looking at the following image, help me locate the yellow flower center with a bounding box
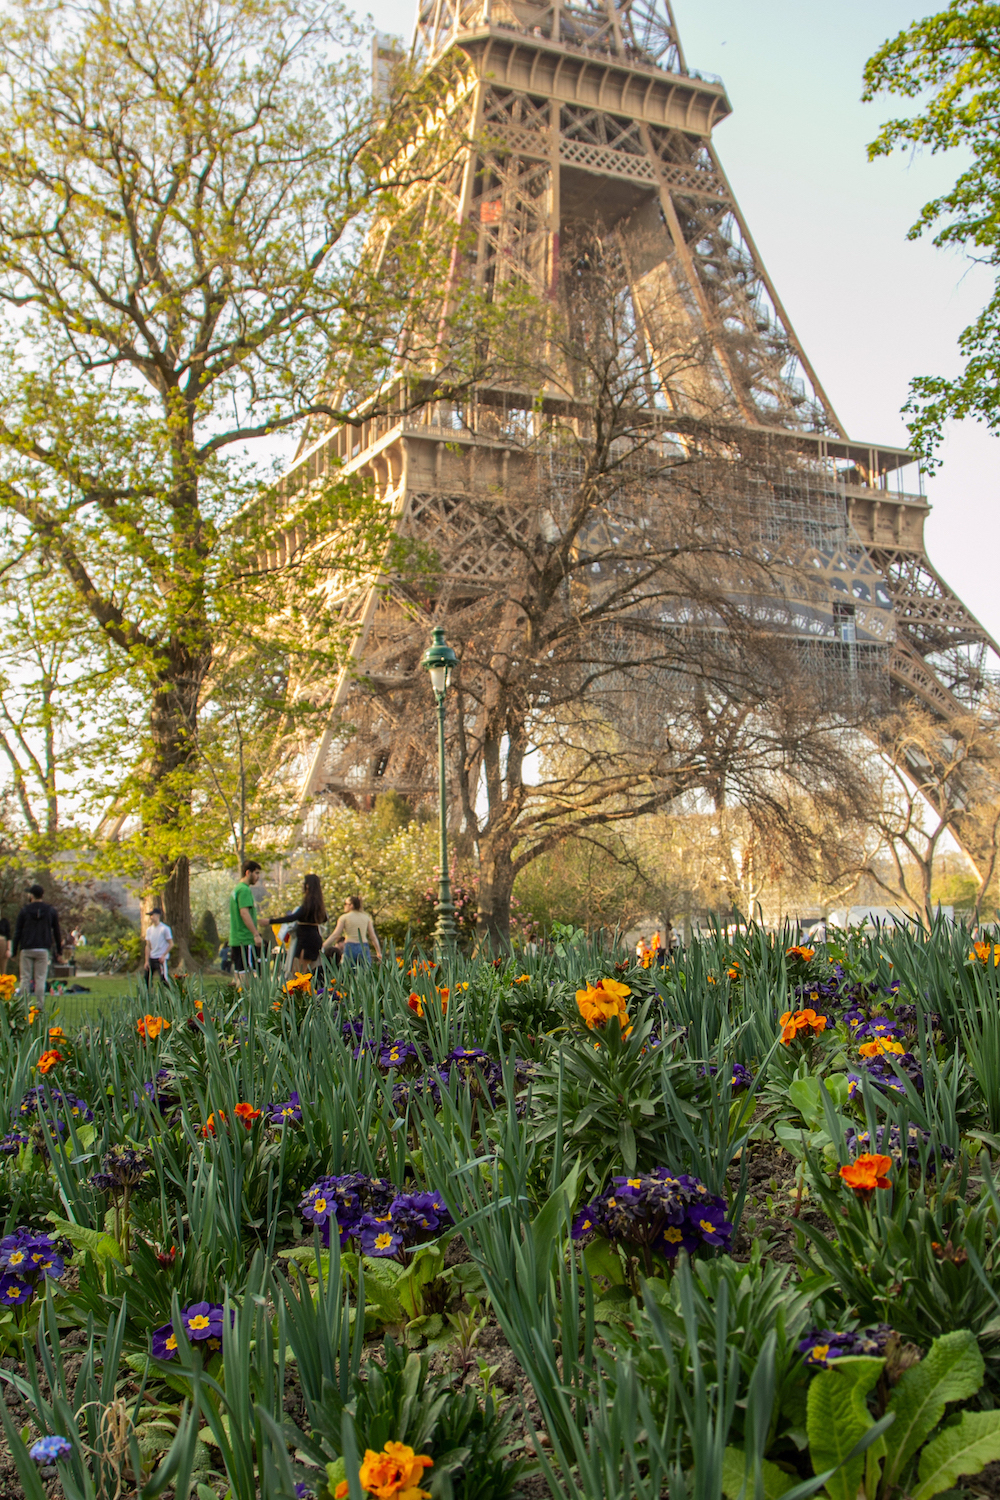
[188,1315,211,1331]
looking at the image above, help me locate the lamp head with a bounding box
[420,625,458,695]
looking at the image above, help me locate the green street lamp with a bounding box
[420,625,459,954]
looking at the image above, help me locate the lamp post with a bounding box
[420,625,459,954]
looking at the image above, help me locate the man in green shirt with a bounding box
[229,860,264,977]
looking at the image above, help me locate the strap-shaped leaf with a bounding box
[883,1329,983,1490]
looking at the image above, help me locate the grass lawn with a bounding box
[44,971,235,1024]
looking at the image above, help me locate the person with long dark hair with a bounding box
[270,874,328,974]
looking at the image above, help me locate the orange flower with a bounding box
[202,1111,225,1136]
[48,1027,65,1042]
[840,1153,892,1200]
[27,1006,40,1025]
[512,974,531,985]
[778,1008,827,1044]
[858,1037,905,1058]
[971,942,1000,966]
[0,975,17,1002]
[785,946,816,962]
[233,1102,261,1129]
[283,971,312,994]
[36,1049,62,1074]
[357,1440,433,1499]
[576,979,632,1037]
[409,989,448,1018]
[726,963,740,980]
[138,1014,170,1041]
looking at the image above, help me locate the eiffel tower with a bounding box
[284,0,1000,868]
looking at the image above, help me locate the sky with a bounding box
[362,0,1000,645]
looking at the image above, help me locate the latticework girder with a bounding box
[281,0,1000,864]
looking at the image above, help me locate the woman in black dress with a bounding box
[270,874,327,974]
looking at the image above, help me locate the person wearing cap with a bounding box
[13,884,63,998]
[144,907,174,987]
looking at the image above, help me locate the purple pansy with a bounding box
[267,1092,303,1124]
[572,1169,733,1264]
[151,1301,232,1360]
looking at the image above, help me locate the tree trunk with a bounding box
[147,657,203,968]
[476,835,516,950]
[162,853,192,961]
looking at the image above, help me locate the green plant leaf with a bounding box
[883,1329,984,1490]
[45,1212,123,1264]
[530,1160,580,1260]
[357,1257,406,1325]
[722,1446,797,1499]
[396,1243,444,1320]
[789,1077,822,1126]
[912,1411,1000,1500]
[806,1356,885,1500]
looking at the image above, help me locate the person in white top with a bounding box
[144,908,174,986]
[324,895,382,965]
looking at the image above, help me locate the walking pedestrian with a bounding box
[229,860,264,978]
[269,873,327,975]
[13,884,63,999]
[324,895,382,966]
[144,907,174,987]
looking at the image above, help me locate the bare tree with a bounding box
[858,704,1000,926]
[322,231,884,943]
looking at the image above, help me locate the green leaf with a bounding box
[722,1446,797,1499]
[530,1160,580,1261]
[806,1356,885,1500]
[619,1119,637,1171]
[45,1212,123,1264]
[912,1411,1000,1500]
[404,1313,444,1346]
[883,1329,984,1490]
[396,1243,444,1320]
[789,1077,822,1126]
[357,1258,405,1325]
[583,1237,626,1287]
[774,1123,809,1160]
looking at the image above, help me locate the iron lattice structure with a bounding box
[280,0,1000,862]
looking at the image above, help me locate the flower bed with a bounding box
[2,923,1000,1498]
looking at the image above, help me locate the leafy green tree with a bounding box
[0,0,488,952]
[865,2,1000,459]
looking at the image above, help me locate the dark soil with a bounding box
[0,1137,850,1498]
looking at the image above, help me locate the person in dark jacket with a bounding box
[13,885,63,998]
[270,873,328,975]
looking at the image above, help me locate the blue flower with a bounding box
[29,1435,72,1463]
